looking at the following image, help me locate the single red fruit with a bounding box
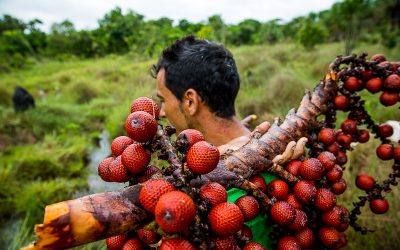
[108,156,130,182]
[362,69,373,81]
[285,160,302,176]
[380,91,399,106]
[287,209,307,231]
[327,142,340,155]
[356,174,375,191]
[186,141,219,174]
[341,119,358,134]
[315,188,337,211]
[366,77,383,93]
[199,182,227,207]
[243,241,266,250]
[139,179,175,213]
[277,236,301,250]
[344,76,363,92]
[394,146,400,161]
[213,236,238,250]
[318,128,336,145]
[286,194,302,210]
[299,158,324,180]
[378,61,390,68]
[357,129,370,143]
[270,201,295,225]
[370,198,389,214]
[106,234,128,250]
[322,206,349,228]
[159,238,195,250]
[208,202,244,236]
[376,144,394,160]
[326,165,343,183]
[384,74,400,90]
[331,179,347,195]
[137,228,159,245]
[377,124,394,138]
[319,227,341,248]
[98,157,114,182]
[336,133,352,149]
[334,95,350,110]
[249,175,267,193]
[235,195,259,221]
[130,97,160,119]
[239,225,253,240]
[111,136,133,156]
[125,111,157,143]
[293,180,317,204]
[371,54,386,63]
[155,191,196,233]
[267,179,290,200]
[317,151,336,171]
[177,129,205,149]
[122,238,143,250]
[336,151,348,166]
[121,143,150,175]
[295,228,315,248]
[137,165,161,183]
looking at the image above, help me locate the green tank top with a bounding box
[227,172,277,249]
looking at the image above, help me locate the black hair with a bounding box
[151,35,240,118]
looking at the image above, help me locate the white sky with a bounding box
[0,0,338,31]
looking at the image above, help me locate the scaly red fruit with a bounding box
[319,227,341,248]
[286,194,302,210]
[285,160,301,176]
[106,234,128,250]
[344,76,363,92]
[277,236,301,250]
[159,238,195,250]
[369,198,389,214]
[336,151,348,166]
[322,205,349,228]
[366,77,383,93]
[336,133,352,149]
[317,151,336,171]
[125,111,157,142]
[111,136,133,156]
[356,174,375,191]
[267,179,290,200]
[177,129,205,149]
[208,202,244,236]
[380,91,399,106]
[327,142,340,156]
[384,74,400,90]
[287,209,307,231]
[326,165,343,183]
[155,191,196,233]
[331,178,347,195]
[299,158,324,180]
[378,61,390,68]
[318,128,336,145]
[376,144,394,160]
[315,188,337,211]
[121,143,150,175]
[130,97,160,119]
[137,228,160,245]
[357,129,370,143]
[377,124,393,138]
[270,201,295,225]
[293,180,317,204]
[186,141,219,174]
[213,236,238,250]
[235,195,259,221]
[98,157,114,182]
[371,54,386,63]
[394,146,400,161]
[341,119,358,134]
[334,95,350,111]
[295,228,315,248]
[199,182,227,207]
[137,165,161,183]
[122,238,143,250]
[243,242,266,250]
[139,179,175,213]
[108,156,130,182]
[249,175,267,193]
[239,225,253,240]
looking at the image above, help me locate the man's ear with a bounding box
[183,88,201,116]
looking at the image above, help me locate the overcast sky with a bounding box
[0,0,338,31]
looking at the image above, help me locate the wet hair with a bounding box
[151,35,240,118]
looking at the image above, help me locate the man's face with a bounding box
[156,69,189,133]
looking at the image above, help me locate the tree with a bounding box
[297,18,327,50]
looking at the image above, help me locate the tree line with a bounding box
[0,0,399,72]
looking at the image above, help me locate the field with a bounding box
[0,42,399,249]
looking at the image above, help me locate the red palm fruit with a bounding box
[214,236,239,250]
[334,95,350,110]
[336,133,352,149]
[111,136,133,156]
[344,76,363,92]
[327,142,340,155]
[130,97,160,119]
[243,242,266,250]
[377,124,393,138]
[239,225,253,240]
[337,232,348,248]
[341,119,358,134]
[379,60,390,67]
[318,128,336,145]
[125,111,157,143]
[317,151,336,171]
[384,74,400,90]
[336,151,348,166]
[357,129,370,143]
[122,238,143,250]
[295,228,315,248]
[98,157,114,182]
[208,202,244,236]
[331,178,347,195]
[159,238,195,250]
[319,227,341,248]
[270,201,295,225]
[299,158,324,180]
[277,236,301,250]
[315,188,337,211]
[137,165,161,183]
[186,141,219,174]
[366,77,383,93]
[356,174,375,191]
[362,69,373,81]
[108,156,130,182]
[287,209,307,231]
[267,179,290,200]
[177,129,205,148]
[137,228,159,245]
[235,195,259,221]
[394,146,400,161]
[371,54,386,63]
[326,165,343,183]
[322,206,348,228]
[376,144,394,160]
[106,234,128,250]
[285,160,301,176]
[249,175,267,193]
[369,198,389,214]
[121,143,150,175]
[155,191,196,233]
[380,91,399,106]
[199,182,227,207]
[286,194,302,210]
[337,221,349,232]
[139,179,175,213]
[293,180,317,204]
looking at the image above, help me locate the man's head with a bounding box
[152,35,240,133]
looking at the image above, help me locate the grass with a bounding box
[0,41,399,249]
